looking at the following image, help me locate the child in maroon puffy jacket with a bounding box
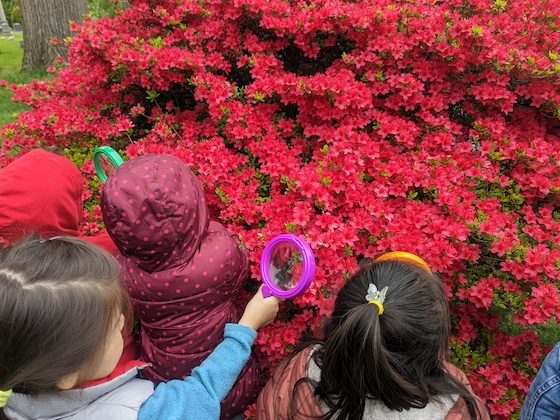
[100,154,257,419]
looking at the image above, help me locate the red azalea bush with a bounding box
[2,0,560,417]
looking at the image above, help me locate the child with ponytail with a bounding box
[257,254,489,420]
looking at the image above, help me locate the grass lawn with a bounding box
[0,33,47,127]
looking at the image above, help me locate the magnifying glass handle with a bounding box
[262,285,273,298]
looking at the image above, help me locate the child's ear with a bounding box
[56,372,80,390]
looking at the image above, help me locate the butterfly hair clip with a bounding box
[365,283,388,315]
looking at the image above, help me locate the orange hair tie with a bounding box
[375,251,432,273]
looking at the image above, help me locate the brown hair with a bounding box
[0,236,130,418]
[289,261,486,419]
[39,145,66,157]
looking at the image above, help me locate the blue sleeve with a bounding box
[138,323,256,420]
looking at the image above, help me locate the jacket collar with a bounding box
[6,361,149,419]
[5,341,149,419]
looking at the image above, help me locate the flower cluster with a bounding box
[2,0,560,417]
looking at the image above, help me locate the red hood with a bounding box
[0,149,118,254]
[0,150,83,244]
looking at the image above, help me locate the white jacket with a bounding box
[5,365,154,420]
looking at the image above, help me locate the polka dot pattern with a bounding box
[100,154,255,417]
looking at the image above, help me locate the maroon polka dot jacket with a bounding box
[100,154,257,417]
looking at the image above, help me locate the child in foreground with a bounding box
[0,236,279,420]
[257,259,490,420]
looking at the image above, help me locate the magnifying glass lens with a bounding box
[269,243,303,291]
[99,154,117,179]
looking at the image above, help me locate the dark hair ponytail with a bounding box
[318,303,429,418]
[291,261,486,419]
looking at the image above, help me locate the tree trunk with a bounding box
[19,0,87,71]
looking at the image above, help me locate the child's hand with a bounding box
[238,285,280,331]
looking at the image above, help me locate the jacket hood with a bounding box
[101,154,209,273]
[0,150,83,245]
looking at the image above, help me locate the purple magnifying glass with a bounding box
[260,234,316,299]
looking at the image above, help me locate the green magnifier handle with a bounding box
[93,146,124,183]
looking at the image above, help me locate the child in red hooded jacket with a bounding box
[0,149,145,406]
[0,148,116,253]
[100,154,258,419]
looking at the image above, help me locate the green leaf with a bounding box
[149,36,164,48]
[284,223,296,233]
[471,25,484,37]
[253,91,266,102]
[146,90,160,101]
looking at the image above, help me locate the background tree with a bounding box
[1,0,19,26]
[19,0,87,71]
[0,0,13,35]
